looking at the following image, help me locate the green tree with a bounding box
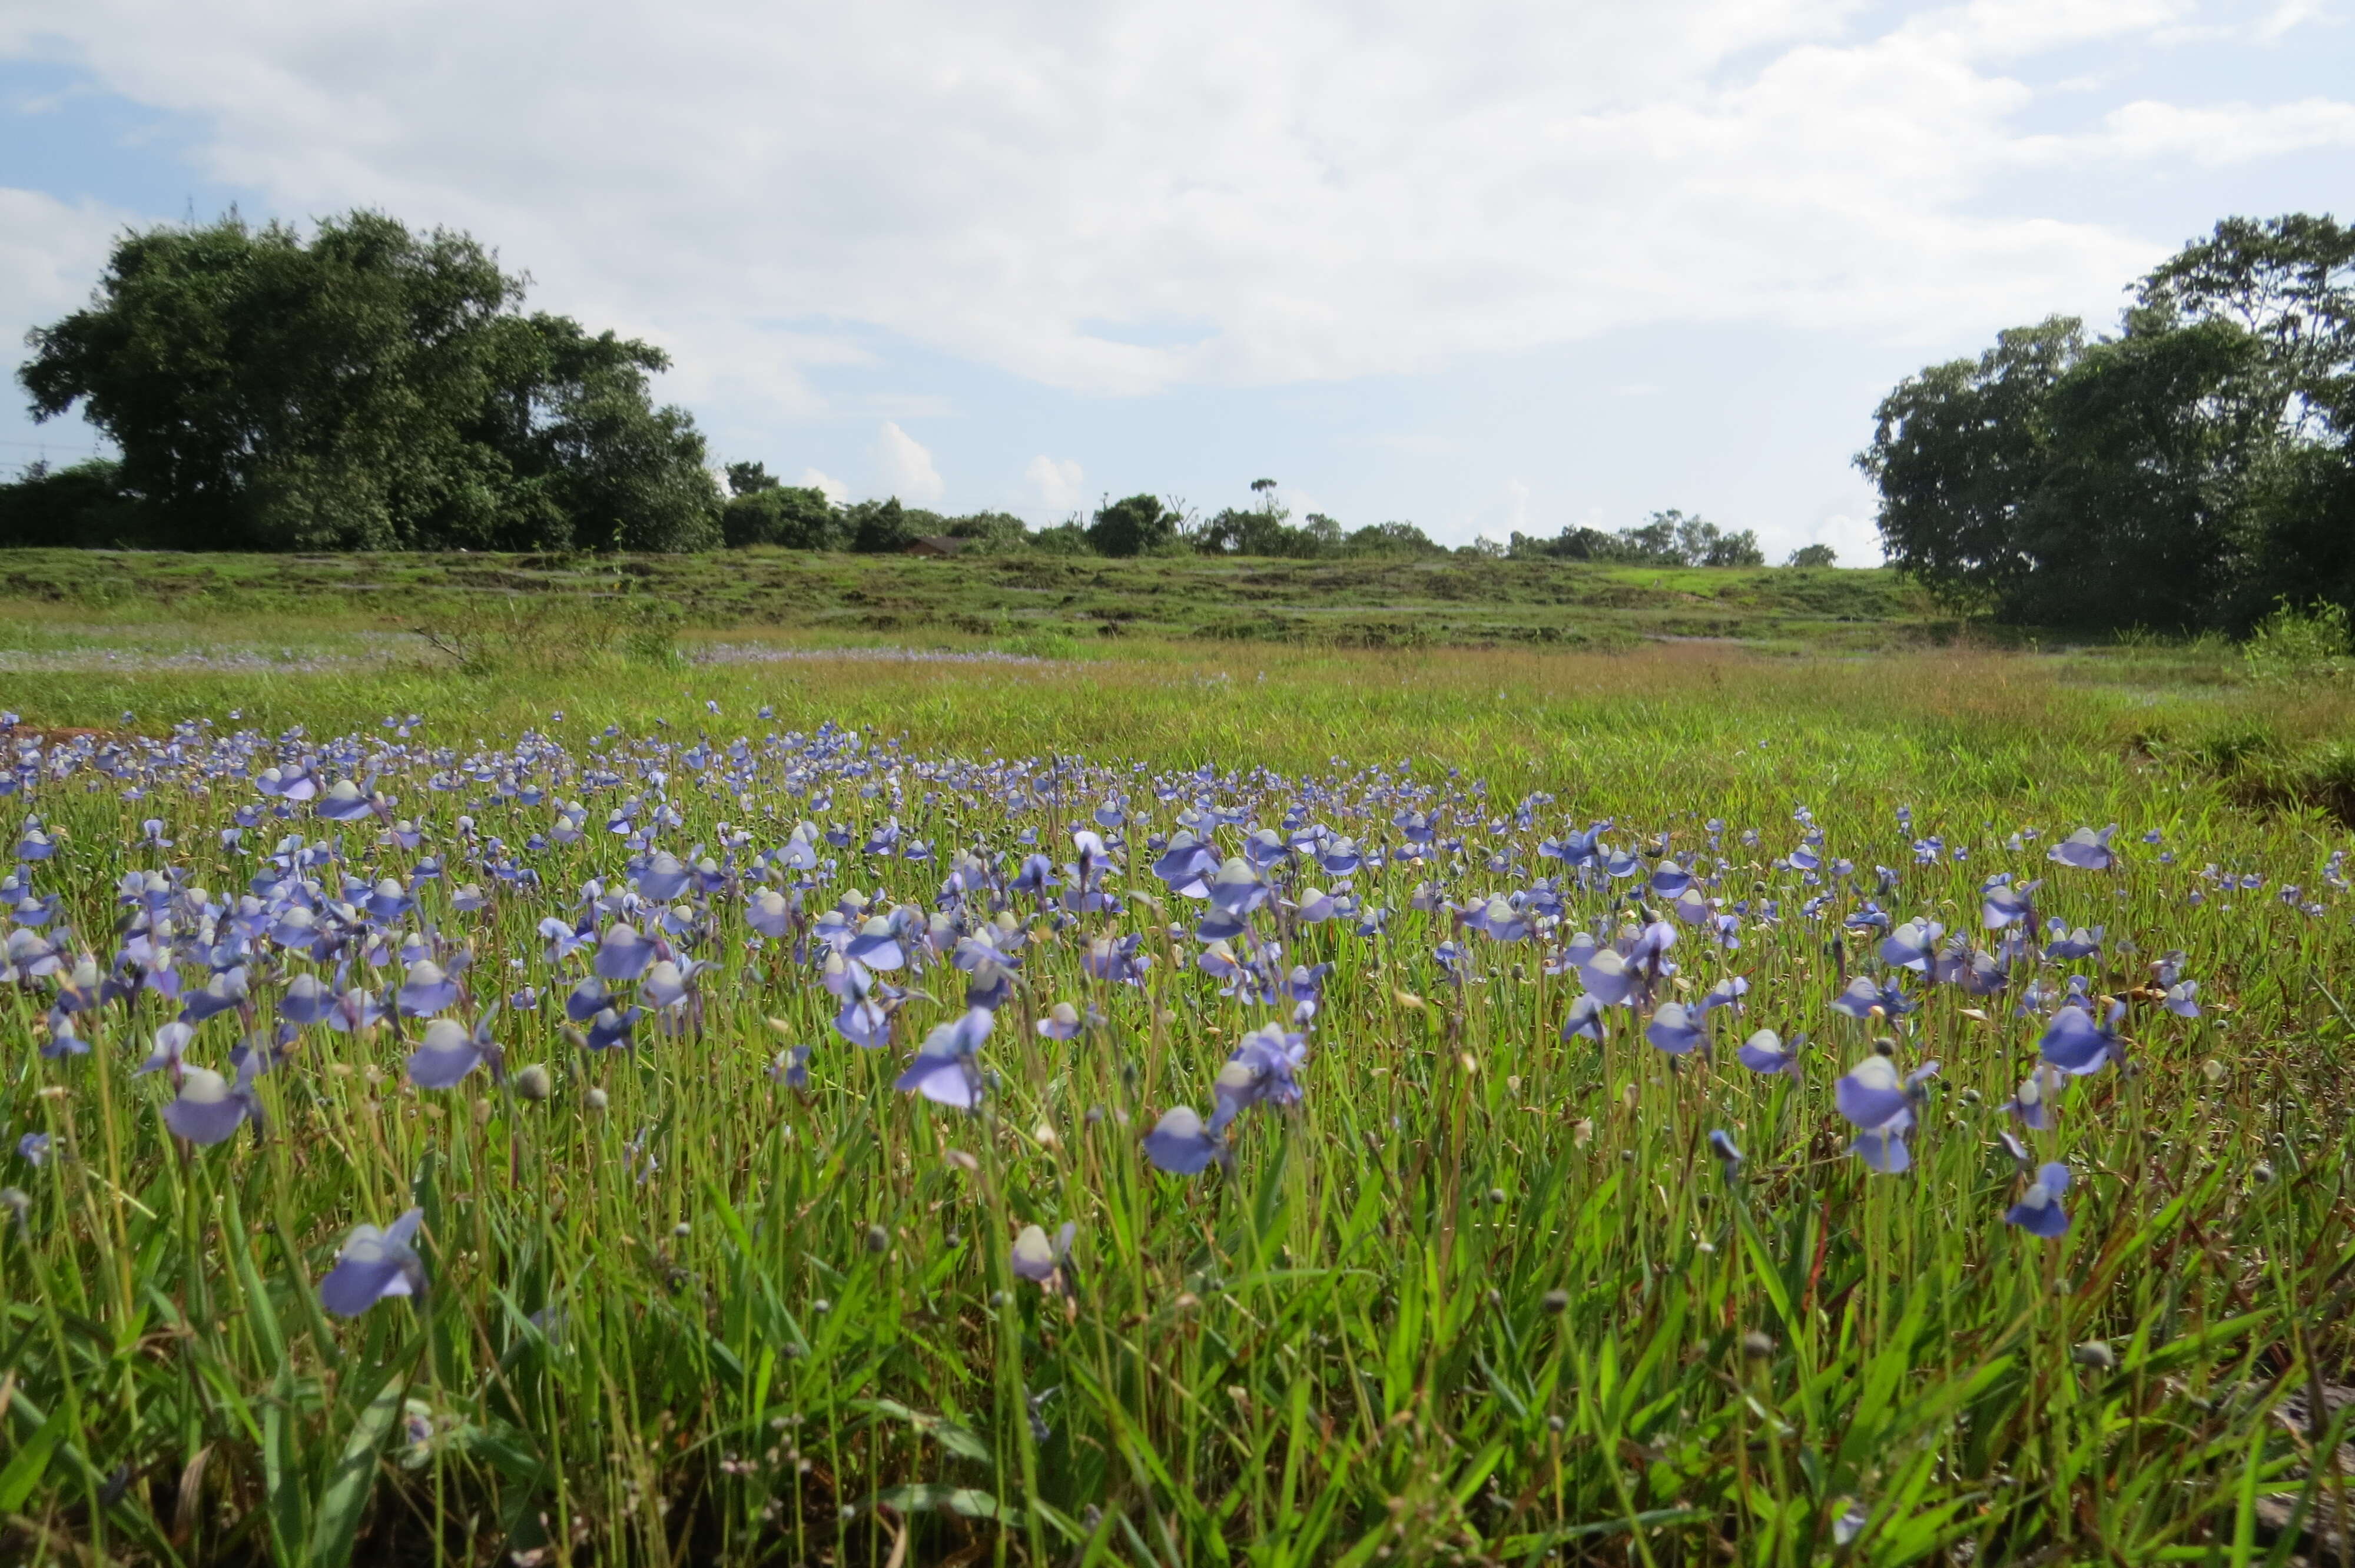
[1087,493,1180,557]
[722,484,840,549]
[0,459,151,547]
[1784,543,1837,569]
[18,211,719,551]
[1856,317,2085,613]
[1858,215,2355,632]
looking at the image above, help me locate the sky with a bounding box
[1,0,2351,561]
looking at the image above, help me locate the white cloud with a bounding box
[9,0,2346,421]
[1,0,2346,427]
[799,467,847,505]
[1024,454,1086,510]
[870,421,943,506]
[0,188,143,458]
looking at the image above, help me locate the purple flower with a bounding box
[1644,1001,1706,1057]
[894,1008,993,1109]
[584,1006,642,1051]
[2001,1064,2067,1130]
[747,889,793,939]
[2043,923,2103,962]
[635,851,689,902]
[2047,826,2116,872]
[162,1056,263,1146]
[315,779,379,822]
[845,916,907,972]
[1214,1024,1308,1120]
[2002,1162,2073,1238]
[1206,857,1271,917]
[1707,1128,1743,1174]
[407,1016,495,1089]
[1036,1002,1083,1041]
[1010,1221,1076,1287]
[135,1021,193,1077]
[1560,993,1606,1043]
[319,1209,426,1316]
[1152,832,1218,897]
[279,972,338,1026]
[1979,875,2040,931]
[768,1045,812,1088]
[2162,979,2201,1019]
[180,966,251,1024]
[1879,920,1943,974]
[592,923,659,982]
[397,959,461,1018]
[1142,1106,1223,1175]
[1737,1028,1801,1078]
[1836,1055,1935,1174]
[1081,934,1149,985]
[1579,948,1633,1006]
[2039,1002,2125,1077]
[1830,975,1911,1021]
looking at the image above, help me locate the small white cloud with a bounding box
[799,467,848,506]
[1024,454,1085,511]
[1504,480,1531,535]
[870,421,943,506]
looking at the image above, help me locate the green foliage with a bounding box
[723,486,842,550]
[1785,543,1838,569]
[413,592,683,676]
[2241,599,2350,684]
[1862,214,2355,632]
[1,639,2351,1563]
[17,211,721,552]
[0,459,152,547]
[1510,509,1764,567]
[1085,492,1182,557]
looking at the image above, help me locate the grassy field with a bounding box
[0,547,1946,653]
[1,571,2352,1567]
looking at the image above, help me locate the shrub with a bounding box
[2241,599,2350,684]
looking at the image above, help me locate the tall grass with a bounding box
[1,642,2350,1566]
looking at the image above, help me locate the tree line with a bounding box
[1860,214,2355,632]
[2,208,1822,568]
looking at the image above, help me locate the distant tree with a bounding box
[943,510,1032,552]
[1858,317,2087,614]
[1087,493,1181,557]
[1030,517,1093,555]
[0,458,152,547]
[847,497,916,553]
[1784,543,1838,569]
[722,484,839,549]
[18,210,720,551]
[726,461,781,496]
[1505,511,1756,566]
[1858,215,2355,631]
[1340,520,1445,558]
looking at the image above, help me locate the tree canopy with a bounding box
[15,211,720,550]
[1859,214,2355,631]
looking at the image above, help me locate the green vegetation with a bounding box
[1862,214,2355,633]
[12,212,721,552]
[1,627,2351,1568]
[0,547,1939,654]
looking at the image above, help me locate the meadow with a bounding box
[1,562,2351,1568]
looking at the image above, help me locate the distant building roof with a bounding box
[903,535,968,557]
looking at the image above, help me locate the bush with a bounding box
[2241,600,2350,684]
[414,593,682,676]
[0,459,153,547]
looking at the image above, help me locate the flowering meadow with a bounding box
[1,643,2352,1567]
